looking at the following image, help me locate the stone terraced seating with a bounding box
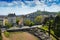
[29,28,52,40]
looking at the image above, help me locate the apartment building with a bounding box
[7,13,16,26]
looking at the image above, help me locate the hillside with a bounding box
[26,11,57,16]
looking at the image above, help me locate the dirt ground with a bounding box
[2,33,9,40]
[2,32,39,40]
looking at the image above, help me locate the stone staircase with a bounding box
[28,28,52,40]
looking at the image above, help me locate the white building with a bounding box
[7,13,16,26]
[0,16,5,26]
[0,19,3,26]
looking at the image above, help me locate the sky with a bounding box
[0,0,60,15]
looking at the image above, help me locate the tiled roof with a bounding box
[8,13,16,17]
[0,16,6,18]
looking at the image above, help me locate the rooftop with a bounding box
[8,13,16,17]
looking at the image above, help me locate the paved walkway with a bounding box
[7,25,42,31]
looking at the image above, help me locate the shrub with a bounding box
[0,36,2,40]
[24,19,35,26]
[5,23,12,28]
[4,31,10,38]
[29,22,35,27]
[35,16,43,25]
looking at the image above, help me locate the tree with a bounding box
[44,15,54,36]
[4,19,8,26]
[43,15,54,28]
[4,19,12,28]
[53,14,60,37]
[5,23,12,28]
[54,15,60,30]
[35,15,43,25]
[0,25,2,40]
[30,22,35,27]
[24,19,34,26]
[43,17,49,25]
[16,18,19,25]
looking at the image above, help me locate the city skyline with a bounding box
[0,0,60,15]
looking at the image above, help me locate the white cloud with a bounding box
[0,1,22,7]
[49,0,52,1]
[45,4,60,12]
[34,0,42,5]
[0,0,60,15]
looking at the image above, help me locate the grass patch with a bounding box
[4,31,10,38]
[40,25,54,35]
[41,26,48,31]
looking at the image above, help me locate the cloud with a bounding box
[46,3,60,12]
[0,1,36,7]
[0,0,60,7]
[0,1,23,7]
[0,0,60,15]
[24,1,36,7]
